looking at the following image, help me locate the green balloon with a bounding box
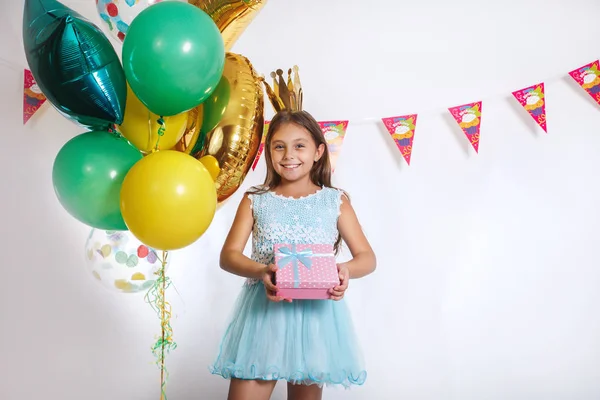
[52,131,143,230]
[122,2,225,117]
[201,76,231,134]
[190,76,231,155]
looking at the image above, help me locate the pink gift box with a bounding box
[273,243,340,300]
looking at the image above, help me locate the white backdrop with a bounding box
[2,0,600,399]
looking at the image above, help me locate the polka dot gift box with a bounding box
[273,243,340,300]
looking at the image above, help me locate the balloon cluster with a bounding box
[23,0,267,251]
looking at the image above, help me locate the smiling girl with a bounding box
[210,110,376,400]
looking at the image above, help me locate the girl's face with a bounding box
[269,123,324,184]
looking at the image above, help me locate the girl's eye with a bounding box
[296,144,305,149]
[274,145,284,150]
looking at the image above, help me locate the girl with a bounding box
[210,110,376,400]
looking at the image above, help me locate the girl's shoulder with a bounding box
[245,185,270,196]
[244,185,270,211]
[323,186,349,202]
[313,187,349,216]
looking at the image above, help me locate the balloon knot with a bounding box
[157,118,166,137]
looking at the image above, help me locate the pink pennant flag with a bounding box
[318,120,349,173]
[512,83,547,132]
[568,60,600,107]
[23,69,46,124]
[448,101,482,153]
[251,120,270,171]
[381,114,417,165]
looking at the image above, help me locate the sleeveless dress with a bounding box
[210,187,367,388]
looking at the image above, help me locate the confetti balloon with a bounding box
[85,229,170,294]
[96,0,186,42]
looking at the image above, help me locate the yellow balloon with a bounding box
[118,85,192,153]
[199,155,220,181]
[120,150,217,251]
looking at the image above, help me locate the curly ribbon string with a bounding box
[154,117,166,152]
[144,250,177,400]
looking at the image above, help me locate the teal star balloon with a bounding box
[23,0,127,130]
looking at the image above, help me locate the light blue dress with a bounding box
[210,187,367,388]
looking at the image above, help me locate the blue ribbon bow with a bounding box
[276,244,313,288]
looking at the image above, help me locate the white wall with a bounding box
[2,0,600,399]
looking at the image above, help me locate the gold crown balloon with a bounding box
[261,65,303,112]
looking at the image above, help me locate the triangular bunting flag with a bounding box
[23,69,46,124]
[512,83,547,132]
[568,60,600,106]
[381,114,417,165]
[448,101,482,153]
[251,120,270,171]
[318,120,349,173]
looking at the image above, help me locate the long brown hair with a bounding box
[247,110,346,253]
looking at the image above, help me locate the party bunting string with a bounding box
[0,57,23,72]
[345,56,598,126]
[144,250,177,400]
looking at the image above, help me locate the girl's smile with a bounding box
[269,122,323,183]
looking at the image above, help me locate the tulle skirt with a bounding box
[210,281,367,388]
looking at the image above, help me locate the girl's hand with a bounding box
[330,264,350,301]
[262,264,292,303]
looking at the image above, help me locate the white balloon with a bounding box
[95,0,185,43]
[85,229,169,294]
